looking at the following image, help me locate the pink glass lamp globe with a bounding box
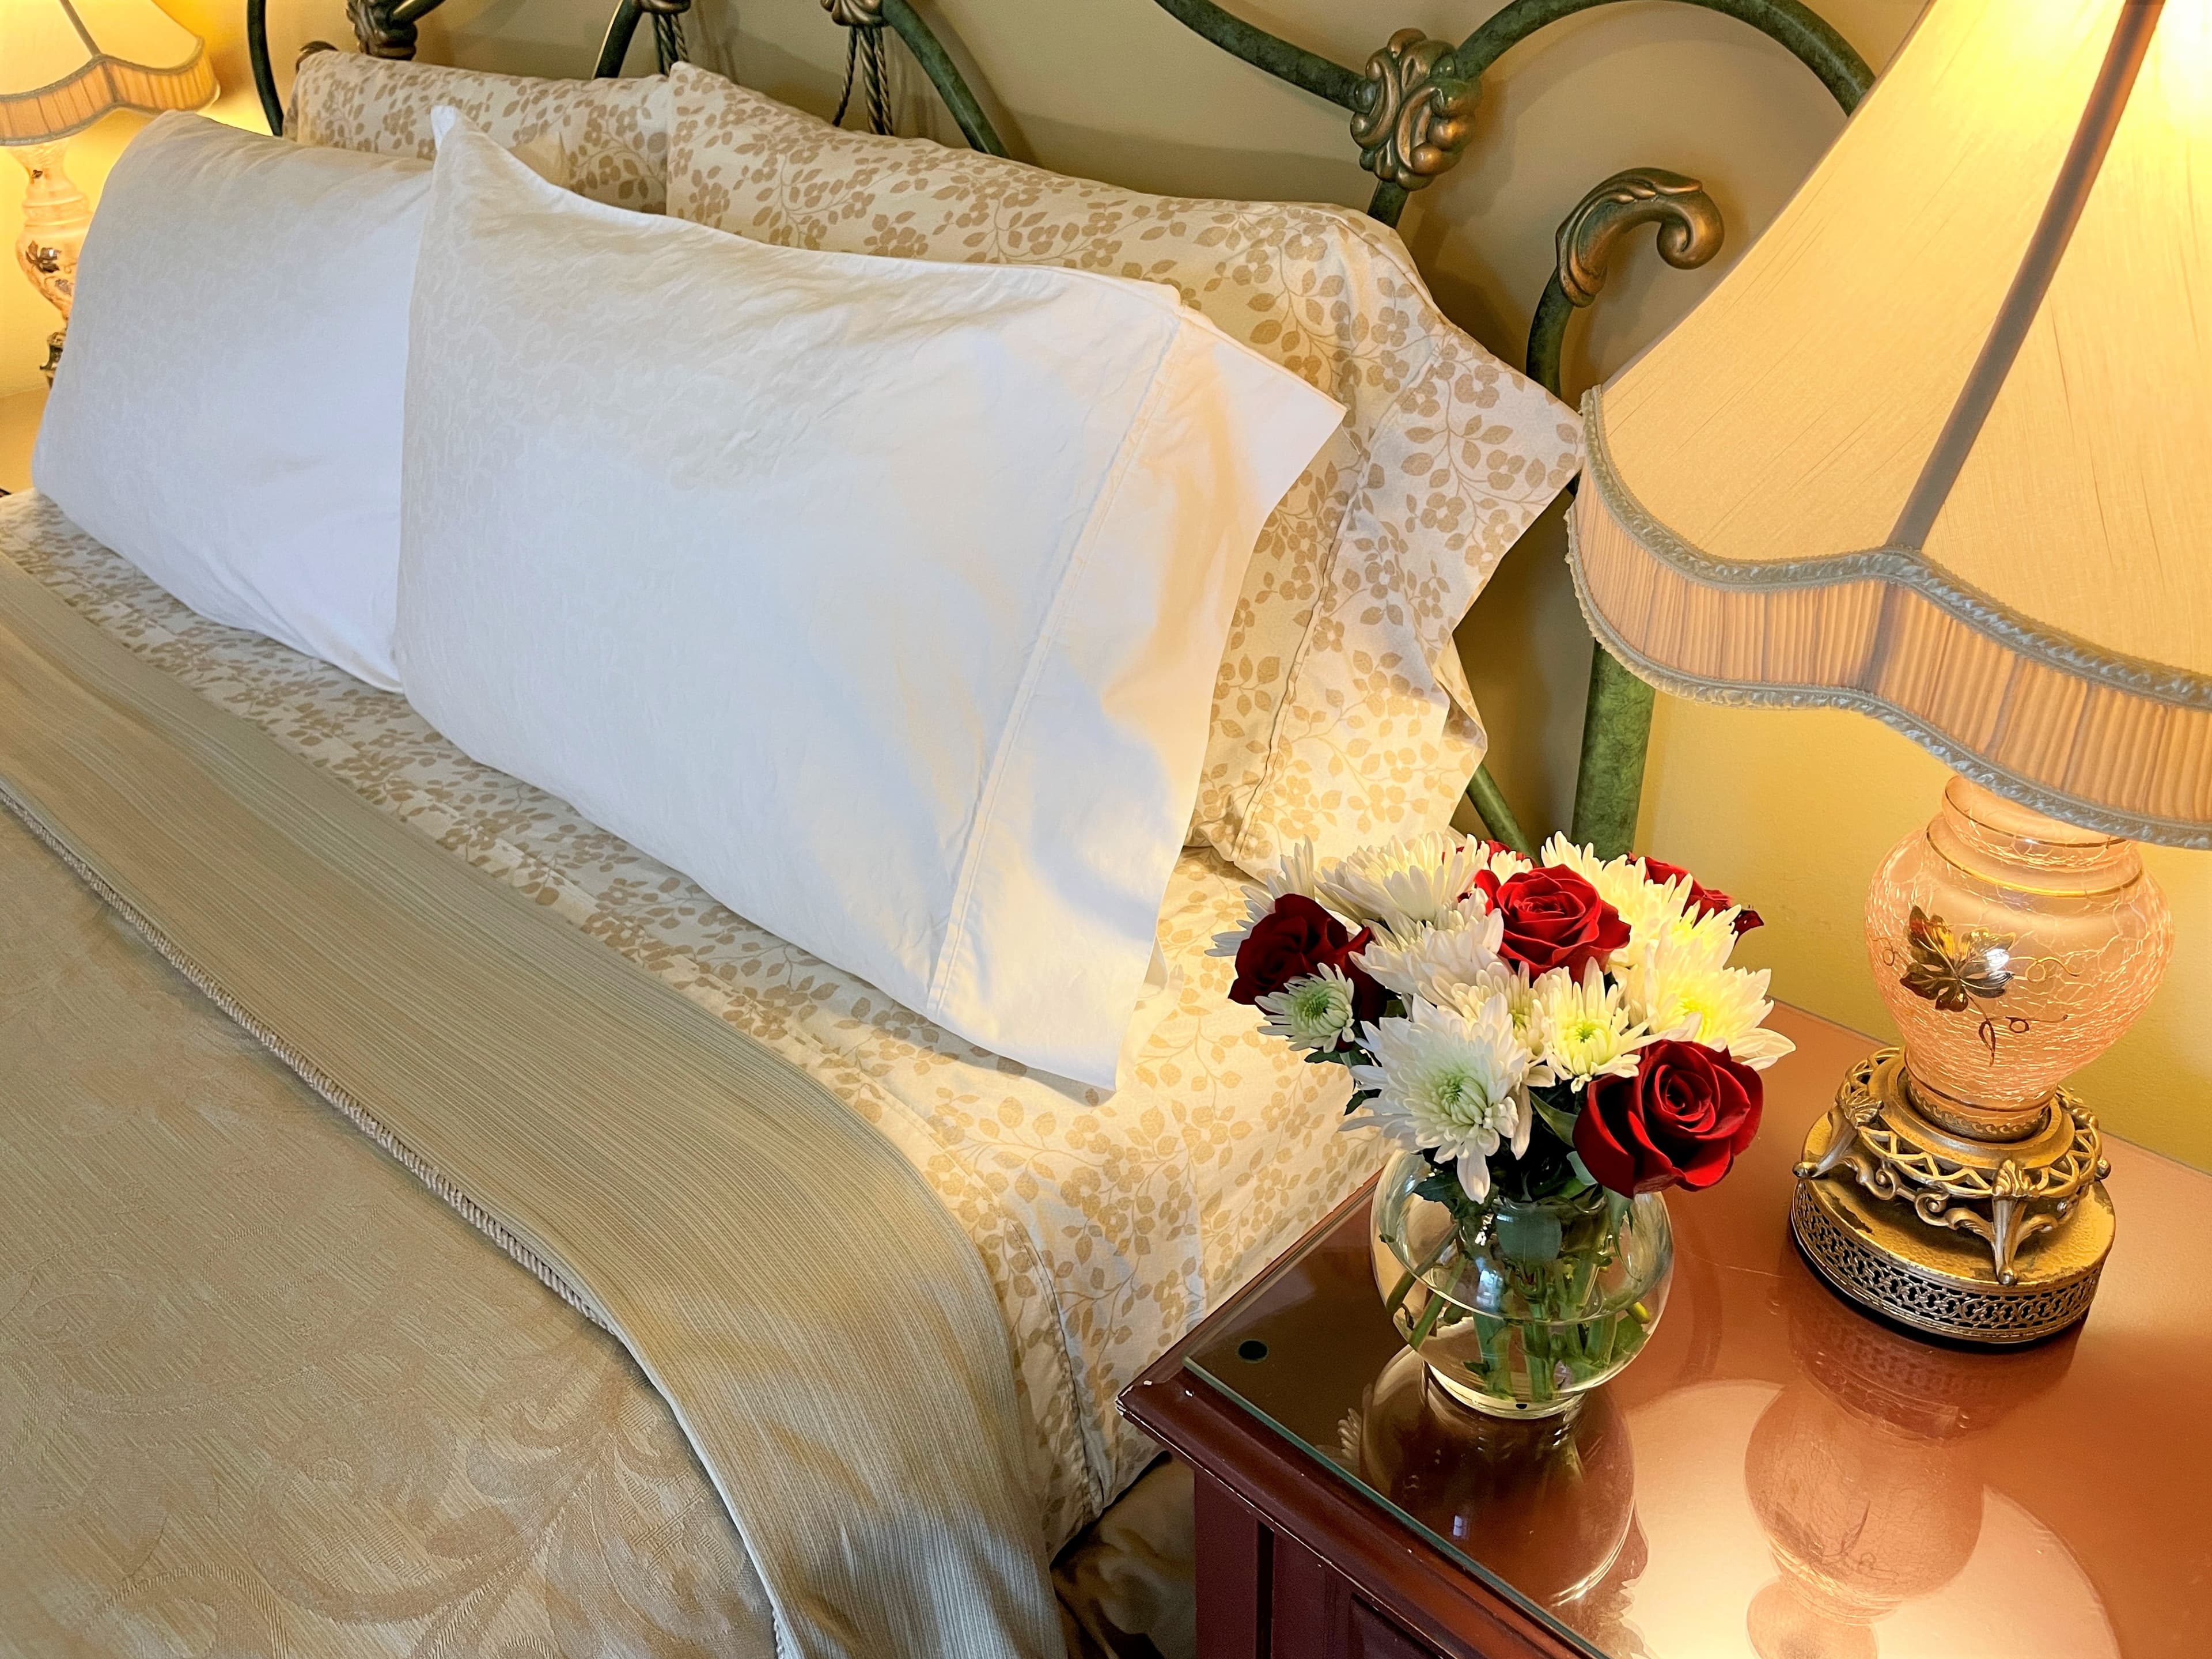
[1863,777,2172,1143]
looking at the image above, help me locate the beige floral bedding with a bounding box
[0,491,1382,1548]
[287,50,671,213]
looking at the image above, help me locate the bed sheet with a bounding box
[0,491,1382,1544]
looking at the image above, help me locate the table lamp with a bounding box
[3,0,215,382]
[1570,0,2205,1344]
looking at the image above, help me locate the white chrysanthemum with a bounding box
[1474,840,1534,882]
[1620,937,1797,1070]
[1317,831,1487,941]
[1350,992,1540,1202]
[1526,962,1649,1090]
[1434,961,1541,1046]
[1354,903,1505,1001]
[1537,834,1745,971]
[1210,839,1328,958]
[1626,902,1743,975]
[1610,876,1700,968]
[1256,966,1359,1053]
[1538,834,1649,915]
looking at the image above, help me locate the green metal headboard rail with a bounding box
[1147,0,1870,857]
[246,0,1872,859]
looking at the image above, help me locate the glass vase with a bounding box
[1369,1149,1673,1419]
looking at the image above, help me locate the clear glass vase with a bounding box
[1369,1149,1673,1419]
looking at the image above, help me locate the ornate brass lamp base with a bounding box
[1790,1048,2112,1346]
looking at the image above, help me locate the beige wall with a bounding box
[5,0,2206,1168]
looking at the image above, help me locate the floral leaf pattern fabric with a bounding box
[0,492,1381,1547]
[663,63,1581,873]
[287,50,670,212]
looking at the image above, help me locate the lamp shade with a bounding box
[1,0,216,145]
[1572,0,2211,848]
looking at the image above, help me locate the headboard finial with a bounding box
[1555,168,1724,308]
[1349,30,1478,191]
[346,0,418,59]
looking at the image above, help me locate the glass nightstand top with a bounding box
[1174,1010,2212,1659]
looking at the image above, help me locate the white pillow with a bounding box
[35,113,429,690]
[398,118,1344,1085]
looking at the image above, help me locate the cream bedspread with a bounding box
[0,540,1064,1656]
[0,797,779,1654]
[0,490,1378,1547]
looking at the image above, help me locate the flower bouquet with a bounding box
[1216,831,1793,1416]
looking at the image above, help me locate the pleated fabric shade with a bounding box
[1,0,216,145]
[1572,0,2211,848]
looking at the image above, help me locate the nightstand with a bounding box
[1,385,44,493]
[1119,1004,2212,1659]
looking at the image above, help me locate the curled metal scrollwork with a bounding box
[639,0,692,13]
[346,0,418,59]
[822,0,884,25]
[1555,168,1724,306]
[1349,30,1478,191]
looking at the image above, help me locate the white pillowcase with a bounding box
[398,117,1343,1085]
[35,113,429,690]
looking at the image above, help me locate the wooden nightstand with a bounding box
[1119,1005,2212,1659]
[1,385,45,494]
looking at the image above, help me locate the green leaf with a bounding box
[1412,1168,1463,1208]
[1531,1096,1580,1146]
[1494,1203,1563,1266]
[1403,1289,1449,1351]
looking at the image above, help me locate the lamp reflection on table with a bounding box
[1343,1347,1649,1654]
[1743,1259,2078,1659]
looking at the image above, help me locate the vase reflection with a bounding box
[1343,1347,1647,1650]
[1744,1261,2078,1658]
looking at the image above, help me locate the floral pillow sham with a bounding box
[286,48,669,213]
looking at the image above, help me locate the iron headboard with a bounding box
[248,0,1872,860]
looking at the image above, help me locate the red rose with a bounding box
[1574,1040,1763,1195]
[1472,866,1630,977]
[1229,895,1383,1016]
[1340,953,1391,1029]
[1639,855,1762,935]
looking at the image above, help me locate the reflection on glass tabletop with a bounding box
[1177,1010,2212,1659]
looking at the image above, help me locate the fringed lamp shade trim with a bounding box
[1569,0,2211,850]
[2,0,217,148]
[1571,392,2212,850]
[0,46,215,143]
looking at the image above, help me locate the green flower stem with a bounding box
[1473,1310,1503,1374]
[1404,1289,1450,1352]
[1566,1250,1595,1315]
[1385,1224,1461,1321]
[1403,1190,1652,1408]
[1525,1325,1555,1402]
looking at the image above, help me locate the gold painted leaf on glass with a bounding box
[1899,905,2013,1012]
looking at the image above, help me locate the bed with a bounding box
[0,486,1377,1652]
[2,3,1867,1655]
